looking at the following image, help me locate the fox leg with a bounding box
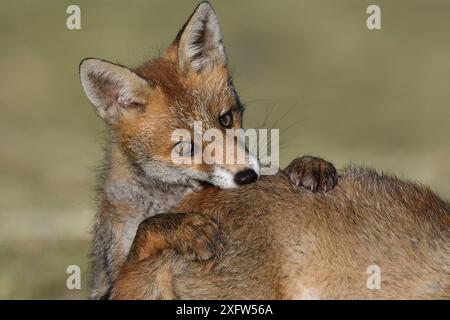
[126,212,225,264]
[111,251,184,300]
[110,213,224,300]
[284,156,338,192]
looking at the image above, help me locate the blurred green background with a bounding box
[0,0,449,299]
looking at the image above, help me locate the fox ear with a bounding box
[79,58,151,124]
[177,1,226,73]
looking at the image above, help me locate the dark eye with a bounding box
[219,112,233,128]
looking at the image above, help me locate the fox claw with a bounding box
[285,156,338,193]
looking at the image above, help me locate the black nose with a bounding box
[234,169,258,185]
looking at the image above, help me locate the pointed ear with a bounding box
[177,1,226,73]
[79,58,152,124]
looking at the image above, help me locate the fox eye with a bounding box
[219,112,232,128]
[173,141,194,157]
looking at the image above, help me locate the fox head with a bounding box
[79,2,259,189]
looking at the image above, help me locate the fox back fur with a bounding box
[112,167,450,299]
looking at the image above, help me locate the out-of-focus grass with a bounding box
[0,0,449,299]
[0,240,89,299]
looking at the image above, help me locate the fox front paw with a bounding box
[284,156,338,192]
[174,213,226,261]
[130,213,226,263]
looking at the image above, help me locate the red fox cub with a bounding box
[107,3,450,300]
[79,1,337,299]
